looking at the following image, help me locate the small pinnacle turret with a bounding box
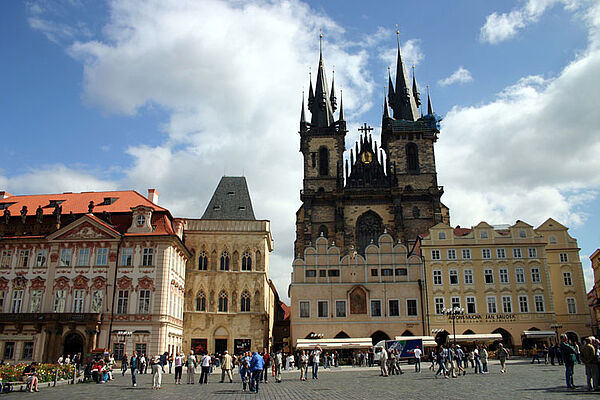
[427,85,434,115]
[300,93,307,132]
[388,30,419,121]
[330,71,337,112]
[412,65,421,108]
[338,90,345,122]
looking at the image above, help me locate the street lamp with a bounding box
[550,324,563,343]
[443,307,465,345]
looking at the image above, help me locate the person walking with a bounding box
[220,350,233,383]
[199,352,211,384]
[151,355,162,389]
[168,353,173,374]
[379,347,389,376]
[300,350,309,381]
[261,349,270,383]
[186,350,197,384]
[581,337,598,391]
[160,352,167,373]
[481,345,489,373]
[560,334,577,389]
[174,352,184,384]
[121,353,129,376]
[129,351,138,387]
[274,349,283,382]
[497,343,510,373]
[249,351,265,393]
[239,352,251,391]
[474,346,482,374]
[455,345,465,376]
[414,346,422,372]
[311,346,322,379]
[435,346,448,378]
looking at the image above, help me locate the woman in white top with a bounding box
[186,351,197,384]
[174,352,184,384]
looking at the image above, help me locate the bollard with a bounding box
[54,367,58,387]
[72,364,77,384]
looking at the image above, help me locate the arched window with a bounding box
[218,290,228,312]
[198,251,208,270]
[355,211,383,254]
[241,252,252,271]
[319,147,329,176]
[196,291,206,311]
[406,143,419,172]
[318,225,328,238]
[240,291,251,312]
[220,251,230,271]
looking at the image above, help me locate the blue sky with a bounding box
[1,0,599,300]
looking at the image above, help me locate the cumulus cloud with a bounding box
[480,0,582,44]
[378,39,424,71]
[438,67,473,86]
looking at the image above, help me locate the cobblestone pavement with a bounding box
[11,360,598,399]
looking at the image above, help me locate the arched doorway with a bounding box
[355,211,383,254]
[334,331,350,339]
[434,330,449,346]
[492,328,513,350]
[565,331,579,343]
[371,330,390,345]
[401,330,414,337]
[214,326,229,355]
[63,332,84,359]
[463,329,475,335]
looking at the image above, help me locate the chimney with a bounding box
[0,191,12,199]
[147,189,159,205]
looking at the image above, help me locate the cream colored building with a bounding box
[589,249,600,335]
[289,233,426,348]
[182,177,276,355]
[422,219,591,349]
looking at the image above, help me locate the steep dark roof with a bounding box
[201,177,256,220]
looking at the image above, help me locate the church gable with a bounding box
[47,216,120,241]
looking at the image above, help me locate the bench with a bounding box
[2,380,30,393]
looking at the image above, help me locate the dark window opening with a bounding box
[406,143,420,173]
[319,147,329,176]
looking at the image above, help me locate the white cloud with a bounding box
[438,66,473,86]
[480,0,583,44]
[378,39,424,70]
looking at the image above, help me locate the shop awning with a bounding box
[394,336,437,347]
[295,337,373,350]
[450,333,503,342]
[522,330,556,338]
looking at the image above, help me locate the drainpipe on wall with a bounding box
[107,234,124,351]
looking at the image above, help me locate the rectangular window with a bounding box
[96,248,108,266]
[328,269,340,277]
[138,290,151,314]
[484,269,494,284]
[496,248,506,259]
[35,250,47,267]
[305,269,316,277]
[121,248,133,266]
[566,298,577,314]
[434,297,445,315]
[431,250,441,260]
[433,270,442,285]
[3,342,14,360]
[534,295,545,312]
[388,299,400,316]
[113,343,124,361]
[480,230,489,239]
[11,290,23,313]
[528,247,538,258]
[438,232,447,240]
[142,248,154,266]
[319,270,326,277]
[22,342,34,360]
[78,248,90,266]
[515,267,525,284]
[335,300,346,318]
[499,268,509,284]
[531,267,541,283]
[464,269,474,284]
[117,290,129,314]
[518,295,529,313]
[559,253,569,263]
[30,290,43,313]
[135,343,147,357]
[461,249,471,260]
[370,269,378,276]
[60,248,72,267]
[54,290,66,312]
[371,300,382,317]
[482,248,491,259]
[299,301,310,318]
[451,296,461,309]
[447,249,457,260]
[18,250,30,268]
[563,272,573,286]
[0,250,12,268]
[382,268,393,276]
[317,300,328,318]
[512,248,522,258]
[73,289,85,313]
[466,297,476,314]
[449,270,458,285]
[395,268,407,276]
[486,296,497,314]
[406,299,418,316]
[0,291,4,312]
[501,296,512,313]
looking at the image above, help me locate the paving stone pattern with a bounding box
[11,360,594,399]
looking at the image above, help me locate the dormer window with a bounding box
[480,230,488,239]
[136,215,146,226]
[438,232,446,240]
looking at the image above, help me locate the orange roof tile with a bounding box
[279,301,291,320]
[453,227,472,236]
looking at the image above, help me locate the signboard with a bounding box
[191,338,207,355]
[234,339,251,354]
[452,314,516,323]
[385,339,423,358]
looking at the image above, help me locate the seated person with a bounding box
[23,362,39,392]
[91,360,103,383]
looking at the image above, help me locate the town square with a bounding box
[1,0,600,398]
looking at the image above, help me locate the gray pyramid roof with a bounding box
[201,176,256,220]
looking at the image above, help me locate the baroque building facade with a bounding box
[182,177,276,355]
[0,189,189,363]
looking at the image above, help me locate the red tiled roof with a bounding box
[453,227,472,236]
[279,301,291,320]
[0,190,166,216]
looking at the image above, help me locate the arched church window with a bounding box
[319,147,329,176]
[220,251,230,271]
[412,207,420,218]
[406,143,419,172]
[240,290,251,312]
[241,252,252,271]
[198,251,208,270]
[218,290,228,312]
[318,225,328,238]
[355,211,383,254]
[196,291,206,311]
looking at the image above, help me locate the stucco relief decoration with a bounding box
[50,253,59,263]
[12,276,27,290]
[30,277,46,290]
[64,223,108,240]
[91,276,107,290]
[73,275,90,291]
[54,276,71,291]
[0,278,8,290]
[137,276,155,292]
[117,276,133,290]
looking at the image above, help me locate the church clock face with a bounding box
[361,152,373,164]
